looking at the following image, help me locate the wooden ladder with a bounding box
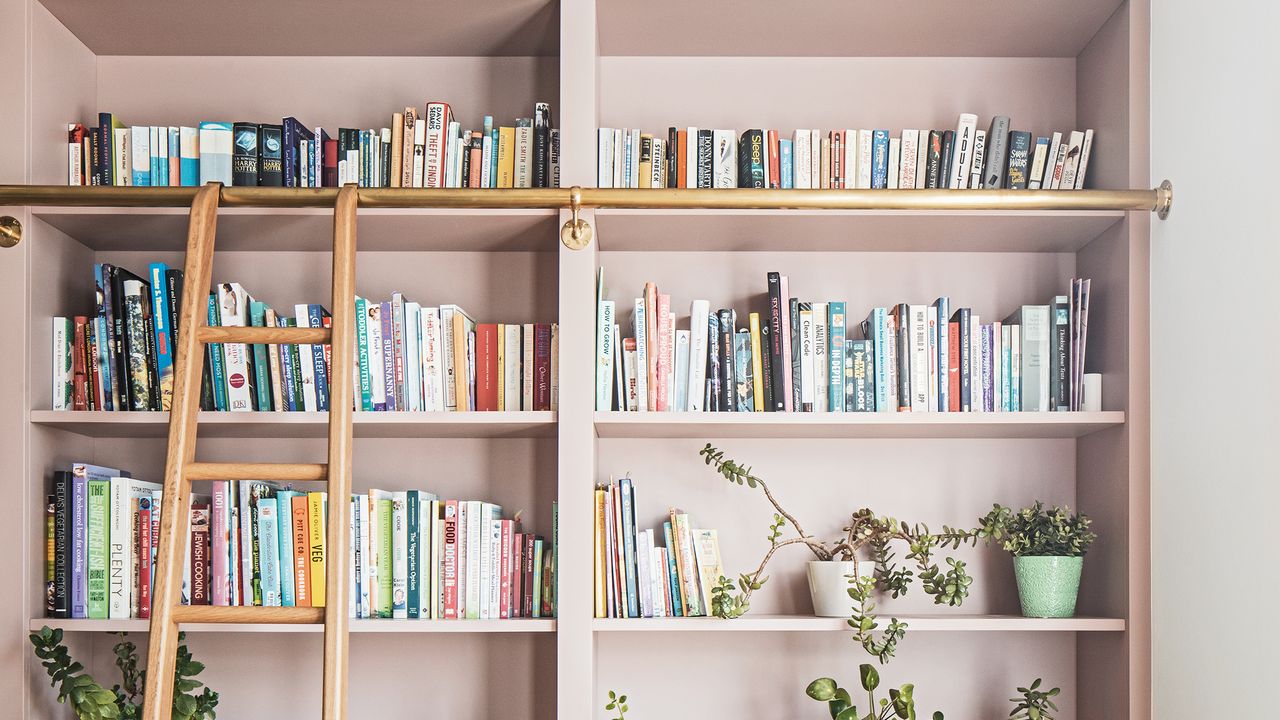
[141,184,358,720]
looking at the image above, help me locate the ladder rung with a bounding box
[197,326,332,345]
[186,462,328,482]
[170,606,325,624]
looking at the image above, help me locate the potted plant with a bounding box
[30,626,218,720]
[1009,678,1060,720]
[806,664,944,720]
[699,444,981,630]
[979,502,1096,618]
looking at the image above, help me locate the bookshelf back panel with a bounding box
[598,437,1078,617]
[30,2,96,187]
[595,631,1077,719]
[598,57,1076,143]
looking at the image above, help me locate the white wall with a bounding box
[1151,0,1280,715]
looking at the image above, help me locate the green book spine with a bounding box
[551,500,558,617]
[85,480,109,619]
[287,318,306,408]
[406,490,420,618]
[531,539,544,618]
[249,301,272,411]
[377,498,393,618]
[355,297,372,411]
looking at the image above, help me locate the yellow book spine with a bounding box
[593,489,606,618]
[307,491,326,608]
[749,312,765,411]
[497,127,515,188]
[452,319,469,411]
[496,324,505,411]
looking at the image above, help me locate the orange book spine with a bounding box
[291,495,310,607]
[676,131,688,188]
[768,130,780,188]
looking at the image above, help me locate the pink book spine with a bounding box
[499,519,513,619]
[442,500,459,619]
[655,294,672,411]
[644,283,658,411]
[210,481,228,606]
[779,276,794,411]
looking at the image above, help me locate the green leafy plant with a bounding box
[604,689,629,719]
[1009,679,1060,720]
[806,664,945,720]
[29,626,218,720]
[979,502,1096,557]
[700,444,981,658]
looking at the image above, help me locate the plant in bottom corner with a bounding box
[29,626,218,720]
[699,444,980,661]
[1009,679,1060,720]
[605,689,629,719]
[807,664,944,720]
[978,502,1096,618]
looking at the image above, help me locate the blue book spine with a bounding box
[70,474,87,618]
[662,521,684,617]
[406,490,420,618]
[867,308,890,411]
[282,118,299,189]
[198,121,233,186]
[248,301,272,411]
[980,325,993,411]
[307,304,330,411]
[828,302,846,411]
[92,264,114,411]
[489,125,499,188]
[275,492,296,606]
[257,500,281,607]
[278,316,298,411]
[306,130,317,187]
[148,263,173,410]
[207,294,228,411]
[179,128,199,186]
[933,297,949,412]
[871,130,890,188]
[779,140,793,189]
[618,478,640,618]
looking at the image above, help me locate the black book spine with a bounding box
[925,131,943,189]
[88,130,103,186]
[748,131,765,188]
[705,313,720,411]
[759,322,774,412]
[111,268,145,411]
[52,472,71,618]
[232,123,258,187]
[1051,296,1070,411]
[533,103,551,188]
[107,266,129,411]
[282,120,298,189]
[381,136,392,188]
[938,131,955,190]
[736,131,753,188]
[666,127,678,189]
[951,308,971,411]
[895,304,911,412]
[95,115,112,186]
[766,272,786,410]
[717,309,737,412]
[259,123,283,187]
[140,279,160,410]
[696,129,713,188]
[460,136,472,188]
[789,297,802,410]
[1007,131,1032,190]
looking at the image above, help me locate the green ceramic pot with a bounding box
[1013,556,1083,618]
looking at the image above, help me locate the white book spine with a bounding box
[898,130,918,189]
[130,126,149,185]
[1060,130,1086,190]
[597,129,613,188]
[633,299,649,412]
[887,137,901,189]
[1010,324,1022,412]
[810,129,821,189]
[480,133,493,189]
[392,493,408,617]
[293,303,317,412]
[1044,132,1064,188]
[503,324,522,411]
[915,131,929,189]
[950,113,978,189]
[596,300,615,410]
[359,494,372,618]
[811,303,829,412]
[427,499,441,619]
[799,308,815,409]
[611,128,623,189]
[403,303,421,412]
[1028,138,1050,190]
[856,129,873,189]
[688,300,710,412]
[969,129,987,190]
[685,127,699,189]
[712,129,736,188]
[843,129,858,188]
[522,324,535,410]
[420,307,443,411]
[214,284,253,411]
[650,137,665,188]
[411,120,426,188]
[674,329,690,411]
[629,128,642,188]
[1074,129,1094,190]
[1023,307,1050,411]
[423,105,448,188]
[969,316,984,412]
[650,545,667,617]
[52,318,71,409]
[68,127,82,185]
[793,130,812,189]
[927,305,939,412]
[635,528,653,618]
[910,305,929,412]
[613,323,626,411]
[514,125,533,188]
[108,477,131,618]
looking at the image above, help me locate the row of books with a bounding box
[52,263,559,413]
[596,271,1094,413]
[597,115,1094,191]
[593,477,721,619]
[46,463,557,620]
[66,102,559,189]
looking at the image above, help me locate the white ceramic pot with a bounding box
[806,560,875,617]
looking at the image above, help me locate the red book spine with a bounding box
[655,294,672,411]
[468,133,483,188]
[768,130,781,189]
[323,138,339,187]
[442,501,459,619]
[947,322,961,413]
[138,500,152,618]
[291,496,310,607]
[71,316,88,411]
[676,131,688,188]
[522,534,538,617]
[498,519,513,619]
[533,324,552,411]
[511,533,524,618]
[476,323,499,411]
[190,503,210,606]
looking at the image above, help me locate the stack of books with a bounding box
[596,271,1093,413]
[66,102,559,189]
[52,263,558,413]
[47,463,557,621]
[597,114,1093,191]
[593,477,722,619]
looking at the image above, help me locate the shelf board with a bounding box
[33,207,559,252]
[595,411,1125,439]
[31,410,557,439]
[37,0,558,57]
[599,0,1122,57]
[593,615,1125,633]
[593,209,1124,253]
[31,618,556,634]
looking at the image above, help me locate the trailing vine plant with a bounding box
[700,444,982,661]
[604,689,629,719]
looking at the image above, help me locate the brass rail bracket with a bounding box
[560,186,593,250]
[0,215,20,247]
[1156,180,1173,220]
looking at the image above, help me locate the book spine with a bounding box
[308,492,327,607]
[534,323,552,411]
[1051,296,1070,411]
[291,495,310,606]
[717,309,736,412]
[789,297,802,410]
[766,273,787,411]
[52,473,71,617]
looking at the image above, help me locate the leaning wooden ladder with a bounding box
[141,184,358,720]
